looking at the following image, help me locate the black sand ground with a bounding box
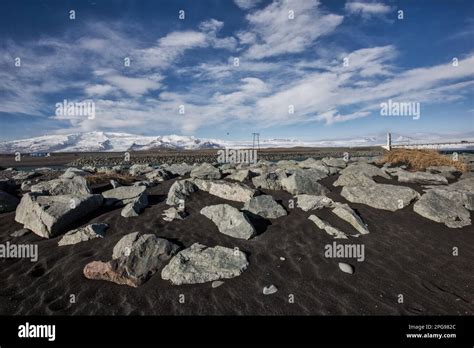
[0,174,473,315]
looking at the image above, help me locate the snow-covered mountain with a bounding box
[0,131,472,153]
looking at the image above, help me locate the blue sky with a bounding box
[0,0,473,141]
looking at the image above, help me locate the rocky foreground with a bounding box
[0,154,473,315]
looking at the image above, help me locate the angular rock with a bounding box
[388,168,448,185]
[296,194,334,211]
[60,167,89,179]
[162,207,187,222]
[85,233,180,287]
[308,215,349,239]
[190,163,221,180]
[243,195,287,219]
[166,179,197,206]
[102,185,146,206]
[10,228,30,238]
[163,163,194,176]
[331,203,369,235]
[128,164,154,176]
[252,170,286,190]
[212,280,225,288]
[322,157,347,169]
[413,190,471,228]
[110,179,121,188]
[13,171,39,181]
[31,175,91,196]
[341,183,420,211]
[161,243,249,285]
[121,194,148,217]
[426,165,460,180]
[333,163,390,187]
[280,170,329,195]
[0,191,20,213]
[227,169,250,182]
[145,168,171,182]
[201,204,256,239]
[58,223,108,246]
[297,158,330,173]
[15,193,103,238]
[193,179,255,202]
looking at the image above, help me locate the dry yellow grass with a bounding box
[85,173,137,186]
[378,148,468,172]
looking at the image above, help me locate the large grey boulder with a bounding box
[128,164,154,176]
[413,190,471,228]
[243,195,287,219]
[0,191,20,213]
[84,232,180,287]
[333,163,390,187]
[280,170,329,195]
[31,175,91,196]
[341,183,420,211]
[200,204,256,239]
[331,202,369,235]
[102,185,147,206]
[297,158,330,173]
[161,243,249,285]
[60,167,89,179]
[121,194,148,217]
[190,163,221,180]
[426,166,460,180]
[308,215,349,239]
[163,163,194,176]
[388,168,448,185]
[145,168,171,182]
[15,193,103,238]
[296,194,334,211]
[58,223,108,246]
[252,170,287,190]
[166,179,197,206]
[193,179,255,202]
[227,169,250,182]
[13,171,39,181]
[322,157,347,169]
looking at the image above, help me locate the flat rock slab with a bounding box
[190,163,221,180]
[84,233,180,287]
[341,183,420,211]
[252,170,286,190]
[31,175,91,196]
[161,243,249,285]
[243,195,287,219]
[102,186,147,205]
[296,194,334,211]
[308,215,349,239]
[58,223,108,246]
[163,163,194,176]
[280,170,329,195]
[413,190,471,228]
[162,207,187,221]
[331,203,369,235]
[388,168,448,185]
[15,193,103,238]
[201,204,256,239]
[193,179,255,202]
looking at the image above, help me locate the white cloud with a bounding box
[345,1,392,17]
[234,0,262,10]
[103,74,162,96]
[241,0,343,59]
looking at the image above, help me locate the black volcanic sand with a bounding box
[0,175,473,315]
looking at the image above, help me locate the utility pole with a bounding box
[252,133,260,150]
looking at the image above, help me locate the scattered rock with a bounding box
[163,163,194,176]
[212,280,225,288]
[193,179,256,202]
[15,193,103,238]
[58,223,108,246]
[387,168,448,185]
[227,169,250,182]
[243,195,287,219]
[0,191,20,213]
[13,171,39,181]
[121,194,148,217]
[102,185,147,206]
[110,179,121,188]
[252,170,286,190]
[296,194,334,211]
[333,163,390,187]
[280,170,329,195]
[341,183,420,211]
[263,284,278,295]
[60,167,89,179]
[338,262,354,274]
[413,190,471,228]
[331,203,369,235]
[161,243,249,285]
[308,215,349,239]
[84,233,180,287]
[297,158,330,173]
[322,157,347,169]
[190,163,221,180]
[162,207,187,221]
[128,164,154,176]
[31,175,91,196]
[10,228,30,238]
[145,168,171,182]
[426,166,460,180]
[166,179,197,206]
[201,204,256,240]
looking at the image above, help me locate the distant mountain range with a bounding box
[0,131,473,153]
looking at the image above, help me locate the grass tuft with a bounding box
[378,149,468,172]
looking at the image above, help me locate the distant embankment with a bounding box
[391,142,474,151]
[0,147,385,168]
